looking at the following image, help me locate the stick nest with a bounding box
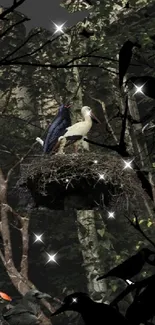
[19,152,147,209]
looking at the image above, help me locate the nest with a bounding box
[19,152,150,211]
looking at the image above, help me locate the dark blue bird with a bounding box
[36,104,71,154]
[51,292,130,325]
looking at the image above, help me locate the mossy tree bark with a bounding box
[76,210,107,300]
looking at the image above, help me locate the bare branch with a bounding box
[0,31,41,63]
[2,203,24,225]
[1,202,13,263]
[125,213,155,248]
[9,25,77,62]
[0,60,119,74]
[0,17,30,39]
[6,141,38,181]
[119,95,129,149]
[20,216,29,277]
[0,114,44,130]
[0,248,6,265]
[0,0,26,20]
[90,96,119,144]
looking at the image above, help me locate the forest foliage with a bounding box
[0,0,155,324]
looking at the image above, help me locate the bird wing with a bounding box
[43,109,71,153]
[64,135,83,148]
[64,121,91,137]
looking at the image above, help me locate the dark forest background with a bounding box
[1,0,155,324]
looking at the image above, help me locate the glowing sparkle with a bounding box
[52,21,66,35]
[46,252,58,265]
[126,279,134,285]
[66,178,69,182]
[94,160,98,164]
[72,298,77,303]
[99,173,105,180]
[123,159,134,170]
[33,233,44,243]
[108,212,115,219]
[133,82,147,96]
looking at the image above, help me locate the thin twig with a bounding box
[125,213,155,248]
[0,17,30,39]
[6,141,38,181]
[0,0,26,20]
[0,31,41,63]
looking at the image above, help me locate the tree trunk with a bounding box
[0,168,52,325]
[76,210,107,300]
[128,89,155,206]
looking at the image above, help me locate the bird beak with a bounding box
[51,304,67,316]
[90,112,101,124]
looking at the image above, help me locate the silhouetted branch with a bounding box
[0,31,41,62]
[0,0,26,20]
[65,54,141,67]
[125,213,155,249]
[0,60,119,74]
[119,95,128,148]
[110,273,155,307]
[0,17,30,39]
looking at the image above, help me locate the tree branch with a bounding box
[0,17,30,39]
[6,141,38,182]
[20,216,29,277]
[119,95,129,149]
[0,31,41,63]
[0,60,119,74]
[125,213,155,249]
[0,0,26,20]
[90,96,119,144]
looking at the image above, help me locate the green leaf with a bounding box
[97,229,105,237]
[139,219,144,224]
[147,221,152,227]
[112,284,117,292]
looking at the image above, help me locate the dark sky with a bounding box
[0,0,90,34]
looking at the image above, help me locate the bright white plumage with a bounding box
[58,106,100,154]
[64,107,93,137]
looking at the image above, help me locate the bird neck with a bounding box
[84,115,92,126]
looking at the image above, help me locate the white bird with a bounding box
[57,106,100,154]
[36,137,44,146]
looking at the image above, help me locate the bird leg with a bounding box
[74,141,79,153]
[57,137,66,154]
